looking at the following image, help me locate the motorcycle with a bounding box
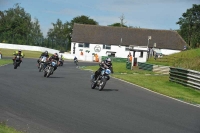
[44,60,57,78]
[38,56,47,72]
[13,56,21,69]
[58,59,64,66]
[91,66,111,91]
[74,59,78,66]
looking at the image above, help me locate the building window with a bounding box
[140,52,143,57]
[78,43,90,48]
[125,46,129,51]
[84,43,90,48]
[103,44,111,49]
[78,43,83,47]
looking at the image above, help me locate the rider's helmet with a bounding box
[106,58,111,65]
[18,49,22,53]
[54,53,58,57]
[45,50,48,55]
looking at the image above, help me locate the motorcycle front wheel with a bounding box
[39,64,42,72]
[44,71,47,77]
[14,62,18,69]
[99,78,107,91]
[91,77,97,89]
[46,69,51,78]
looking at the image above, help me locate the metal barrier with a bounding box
[138,62,154,71]
[169,67,200,90]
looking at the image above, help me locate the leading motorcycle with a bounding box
[13,56,21,69]
[91,66,111,91]
[44,60,57,78]
[74,59,78,66]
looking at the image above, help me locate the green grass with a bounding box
[0,122,23,133]
[0,48,43,59]
[0,59,12,66]
[0,48,44,66]
[82,61,200,105]
[147,48,200,71]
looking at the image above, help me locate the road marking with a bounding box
[111,76,200,108]
[82,68,200,108]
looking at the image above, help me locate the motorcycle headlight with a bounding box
[52,62,56,66]
[105,69,111,75]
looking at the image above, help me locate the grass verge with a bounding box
[0,48,43,66]
[81,62,200,105]
[0,122,23,133]
[0,59,12,66]
[0,48,43,59]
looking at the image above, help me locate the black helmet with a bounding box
[45,51,48,54]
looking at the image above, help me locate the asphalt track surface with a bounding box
[0,58,200,133]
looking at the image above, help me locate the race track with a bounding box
[0,58,200,133]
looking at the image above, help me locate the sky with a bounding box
[1,0,200,37]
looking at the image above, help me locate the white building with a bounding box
[70,24,187,62]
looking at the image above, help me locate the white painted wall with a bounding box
[0,43,180,62]
[71,42,130,58]
[71,42,181,62]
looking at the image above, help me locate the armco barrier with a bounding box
[169,67,200,90]
[138,62,170,74]
[138,62,153,71]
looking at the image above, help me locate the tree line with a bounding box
[0,3,199,51]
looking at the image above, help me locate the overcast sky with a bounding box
[1,0,200,37]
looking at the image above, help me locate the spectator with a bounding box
[127,52,132,62]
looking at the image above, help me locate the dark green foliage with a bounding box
[108,23,127,27]
[0,3,43,46]
[177,4,200,48]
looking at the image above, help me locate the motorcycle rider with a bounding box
[47,53,59,74]
[58,54,64,66]
[60,54,64,60]
[93,58,113,81]
[37,51,49,67]
[12,49,24,66]
[74,56,78,62]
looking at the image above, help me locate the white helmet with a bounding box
[107,58,111,62]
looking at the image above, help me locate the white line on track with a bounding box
[83,69,200,108]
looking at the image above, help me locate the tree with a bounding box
[47,19,71,51]
[108,14,129,27]
[0,3,43,45]
[177,4,200,48]
[67,15,98,50]
[108,23,127,27]
[30,18,43,46]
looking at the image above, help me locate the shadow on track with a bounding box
[92,88,119,91]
